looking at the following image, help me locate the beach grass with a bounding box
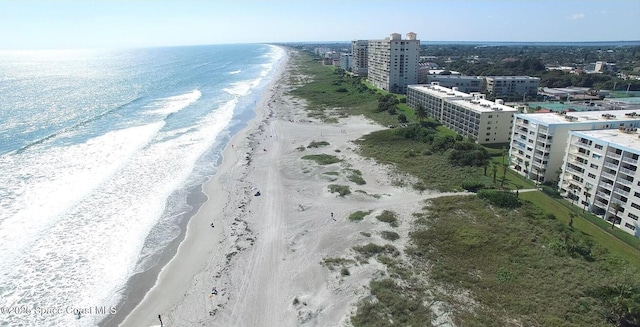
[328,184,351,197]
[301,154,342,165]
[348,210,373,221]
[375,210,399,227]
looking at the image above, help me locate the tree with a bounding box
[568,184,579,206]
[415,103,427,122]
[583,184,592,213]
[501,146,507,165]
[524,161,530,179]
[492,162,498,183]
[611,202,623,229]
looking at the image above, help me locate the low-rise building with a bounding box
[407,83,516,144]
[559,128,640,237]
[485,76,540,98]
[426,75,484,93]
[509,110,640,183]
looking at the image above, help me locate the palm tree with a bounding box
[568,212,576,228]
[568,184,579,205]
[491,162,498,183]
[524,161,530,179]
[501,146,507,165]
[611,202,623,229]
[415,103,427,122]
[583,184,592,213]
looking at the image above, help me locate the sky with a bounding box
[0,0,639,50]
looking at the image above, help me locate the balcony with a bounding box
[619,166,637,176]
[596,190,610,198]
[622,156,638,165]
[599,182,614,189]
[607,151,622,159]
[617,178,633,186]
[566,166,584,175]
[604,161,619,170]
[593,199,608,208]
[602,171,616,180]
[614,187,630,197]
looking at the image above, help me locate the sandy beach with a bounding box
[117,48,451,327]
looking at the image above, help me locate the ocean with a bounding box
[0,44,285,326]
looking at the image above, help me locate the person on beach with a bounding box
[210,223,214,228]
[158,314,163,326]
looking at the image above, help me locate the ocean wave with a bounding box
[13,96,146,155]
[144,89,201,116]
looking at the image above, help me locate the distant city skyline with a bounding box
[1,0,639,50]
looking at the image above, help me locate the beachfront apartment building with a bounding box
[367,32,420,94]
[509,110,640,184]
[351,40,369,77]
[559,128,640,237]
[426,75,484,93]
[407,83,517,144]
[485,76,540,98]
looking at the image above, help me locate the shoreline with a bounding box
[114,47,446,327]
[112,48,290,327]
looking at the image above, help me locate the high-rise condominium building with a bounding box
[510,110,640,183]
[559,128,640,237]
[407,83,516,144]
[351,40,369,77]
[367,33,420,94]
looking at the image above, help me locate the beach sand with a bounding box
[117,48,450,327]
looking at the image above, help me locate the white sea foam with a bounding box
[0,95,236,326]
[145,89,201,115]
[229,69,241,75]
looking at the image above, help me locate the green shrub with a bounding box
[340,267,350,276]
[376,210,399,227]
[349,210,373,221]
[307,140,330,148]
[347,169,366,185]
[541,185,561,198]
[477,189,521,208]
[461,180,485,192]
[302,154,342,165]
[381,231,400,241]
[328,184,351,196]
[335,87,348,93]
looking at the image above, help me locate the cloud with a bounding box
[567,13,585,20]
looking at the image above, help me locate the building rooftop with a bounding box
[408,83,472,98]
[449,97,517,114]
[516,109,640,125]
[573,129,640,152]
[486,76,540,80]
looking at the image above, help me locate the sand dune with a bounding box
[119,48,453,327]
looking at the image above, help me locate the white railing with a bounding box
[607,152,621,159]
[614,188,630,197]
[619,167,637,176]
[604,161,619,169]
[617,178,632,186]
[602,172,616,180]
[622,156,638,165]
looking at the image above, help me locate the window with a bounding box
[588,173,596,179]
[592,153,602,160]
[590,164,598,169]
[629,213,638,221]
[595,144,603,150]
[624,223,636,230]
[632,203,640,210]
